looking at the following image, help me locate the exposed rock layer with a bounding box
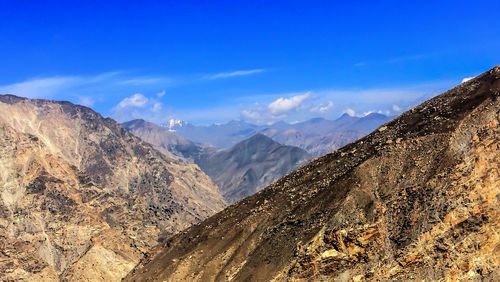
[0,96,225,281]
[126,66,500,281]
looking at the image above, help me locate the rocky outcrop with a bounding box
[126,65,500,281]
[0,96,225,281]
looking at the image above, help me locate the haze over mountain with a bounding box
[0,95,225,281]
[122,119,212,162]
[127,66,500,281]
[167,113,391,157]
[123,120,311,203]
[261,113,392,157]
[168,120,262,149]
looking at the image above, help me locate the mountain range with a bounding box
[166,113,392,157]
[123,120,311,203]
[261,113,392,157]
[126,66,500,281]
[1,66,498,281]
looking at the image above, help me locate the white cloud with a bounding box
[116,93,149,109]
[240,92,313,125]
[157,90,166,98]
[392,104,402,112]
[152,102,162,112]
[268,92,311,114]
[377,109,391,115]
[78,96,95,107]
[461,77,474,83]
[343,108,356,117]
[310,101,334,113]
[204,69,266,80]
[112,93,171,123]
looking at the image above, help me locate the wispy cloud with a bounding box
[204,69,266,80]
[0,76,82,98]
[78,96,95,107]
[116,77,170,86]
[0,71,174,108]
[156,90,166,97]
[355,53,430,67]
[310,101,334,113]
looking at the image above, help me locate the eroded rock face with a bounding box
[0,96,226,281]
[126,66,500,281]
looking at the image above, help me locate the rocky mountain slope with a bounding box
[122,120,312,203]
[0,95,225,281]
[196,134,311,203]
[126,65,500,281]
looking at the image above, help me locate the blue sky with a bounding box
[0,1,499,125]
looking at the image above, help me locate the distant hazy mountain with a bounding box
[167,114,391,157]
[196,134,312,203]
[122,119,214,162]
[262,113,393,157]
[167,120,262,148]
[124,120,312,203]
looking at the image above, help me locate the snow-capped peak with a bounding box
[161,119,189,132]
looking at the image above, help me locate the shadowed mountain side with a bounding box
[196,134,312,203]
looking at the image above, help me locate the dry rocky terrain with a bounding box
[0,96,225,281]
[127,66,500,281]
